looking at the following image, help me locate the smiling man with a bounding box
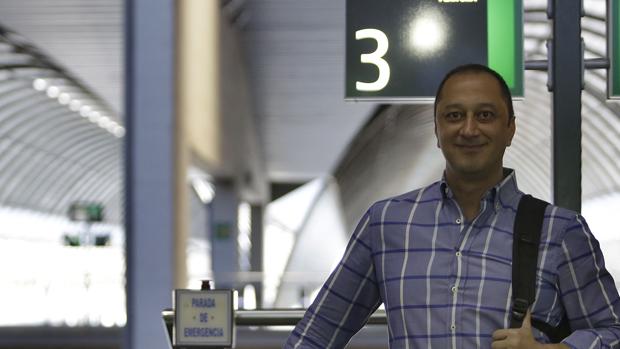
[434,66,516,223]
[284,64,620,348]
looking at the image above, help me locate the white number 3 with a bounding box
[355,29,391,92]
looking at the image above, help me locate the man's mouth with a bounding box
[456,143,486,150]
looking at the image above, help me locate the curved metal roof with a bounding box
[0,25,123,223]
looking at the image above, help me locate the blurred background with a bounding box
[0,0,618,348]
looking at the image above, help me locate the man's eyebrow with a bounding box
[477,103,499,110]
[441,102,499,110]
[440,103,464,110]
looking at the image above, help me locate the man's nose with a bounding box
[460,114,480,137]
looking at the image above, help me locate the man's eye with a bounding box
[445,112,462,120]
[478,111,494,120]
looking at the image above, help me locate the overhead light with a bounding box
[189,171,215,204]
[58,93,71,105]
[33,78,47,91]
[113,126,125,138]
[80,105,92,117]
[97,116,111,129]
[46,86,60,98]
[69,99,82,112]
[105,121,118,132]
[194,181,215,203]
[33,79,123,139]
[31,77,124,140]
[88,111,101,123]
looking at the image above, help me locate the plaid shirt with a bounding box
[285,171,620,348]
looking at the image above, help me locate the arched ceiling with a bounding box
[0,25,124,223]
[0,0,618,226]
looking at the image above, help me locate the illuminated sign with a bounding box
[346,0,523,101]
[173,289,234,348]
[68,202,104,222]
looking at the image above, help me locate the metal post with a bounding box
[125,0,176,348]
[211,181,240,290]
[250,205,264,308]
[550,0,583,212]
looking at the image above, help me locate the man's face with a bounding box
[434,72,515,180]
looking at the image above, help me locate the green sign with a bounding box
[609,0,620,98]
[68,202,105,222]
[214,222,232,240]
[346,0,523,101]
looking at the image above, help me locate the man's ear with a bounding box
[507,116,516,146]
[434,120,440,148]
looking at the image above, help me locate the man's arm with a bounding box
[283,208,382,348]
[555,214,620,349]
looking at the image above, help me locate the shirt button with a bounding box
[455,251,462,257]
[455,218,461,224]
[451,286,458,293]
[450,324,456,331]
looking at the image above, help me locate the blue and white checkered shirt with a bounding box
[285,171,620,348]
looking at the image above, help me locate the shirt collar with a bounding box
[439,168,521,211]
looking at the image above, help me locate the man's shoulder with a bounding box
[547,203,579,220]
[528,196,580,223]
[524,195,581,235]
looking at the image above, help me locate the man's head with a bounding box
[434,64,515,120]
[433,64,516,181]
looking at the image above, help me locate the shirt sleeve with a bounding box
[556,214,620,349]
[283,206,382,348]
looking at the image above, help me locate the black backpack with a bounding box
[511,195,572,343]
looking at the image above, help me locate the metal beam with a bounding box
[550,0,583,212]
[525,58,608,71]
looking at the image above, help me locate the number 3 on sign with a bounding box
[355,29,390,91]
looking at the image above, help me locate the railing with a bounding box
[162,308,388,348]
[162,308,387,327]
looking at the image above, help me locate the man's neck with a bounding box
[445,168,505,222]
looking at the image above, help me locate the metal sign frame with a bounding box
[345,0,524,102]
[608,0,620,98]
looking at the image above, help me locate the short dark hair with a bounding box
[433,64,515,120]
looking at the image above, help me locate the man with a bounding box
[284,64,620,348]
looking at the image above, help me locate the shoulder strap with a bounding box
[531,316,572,343]
[511,195,548,328]
[510,195,571,343]
[511,195,572,342]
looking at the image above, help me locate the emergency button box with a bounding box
[173,289,235,348]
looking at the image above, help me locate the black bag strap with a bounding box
[511,195,571,343]
[531,316,572,343]
[511,194,547,328]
